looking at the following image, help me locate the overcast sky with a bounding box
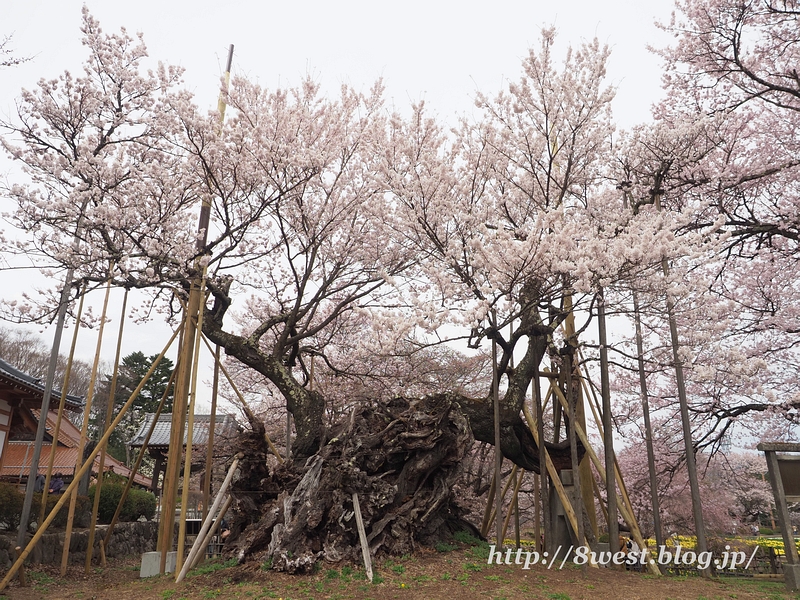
[0,0,676,408]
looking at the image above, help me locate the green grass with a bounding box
[187,557,238,577]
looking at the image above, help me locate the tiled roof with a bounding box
[0,442,150,487]
[0,357,84,411]
[129,413,239,449]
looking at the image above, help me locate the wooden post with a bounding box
[597,288,619,562]
[202,345,221,521]
[491,310,503,547]
[632,292,665,559]
[177,285,207,572]
[61,276,112,575]
[0,326,180,592]
[533,468,541,551]
[533,363,551,552]
[486,465,518,536]
[549,380,659,575]
[565,351,585,564]
[480,471,497,538]
[86,287,128,572]
[352,492,374,583]
[200,334,283,462]
[522,403,596,567]
[104,366,178,551]
[501,469,524,543]
[13,547,27,587]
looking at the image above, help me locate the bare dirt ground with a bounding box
[1,544,798,600]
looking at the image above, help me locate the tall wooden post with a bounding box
[533,362,551,551]
[632,292,665,558]
[61,276,112,575]
[157,45,234,574]
[202,345,220,520]
[491,310,503,547]
[597,288,618,557]
[86,287,128,572]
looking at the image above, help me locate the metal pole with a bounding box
[40,284,87,523]
[16,275,75,548]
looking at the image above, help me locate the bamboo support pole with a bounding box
[491,309,502,547]
[200,333,283,462]
[86,287,129,572]
[521,403,597,568]
[177,285,207,572]
[189,495,232,569]
[352,492,374,583]
[158,289,200,574]
[104,366,178,550]
[176,454,240,583]
[549,382,659,575]
[13,547,27,587]
[61,276,113,575]
[591,471,609,527]
[485,465,518,536]
[479,470,497,538]
[565,353,585,563]
[533,364,551,552]
[202,345,221,521]
[533,467,541,551]
[501,468,524,543]
[40,284,87,524]
[0,326,181,592]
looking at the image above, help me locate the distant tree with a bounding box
[91,351,174,466]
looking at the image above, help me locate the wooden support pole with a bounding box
[202,345,221,521]
[501,468,524,544]
[159,289,200,574]
[176,455,240,583]
[104,366,178,550]
[86,287,128,572]
[597,288,619,565]
[200,333,283,462]
[491,310,503,547]
[62,276,112,575]
[177,285,207,572]
[190,495,232,569]
[632,292,665,556]
[480,471,497,539]
[565,351,585,563]
[522,403,597,568]
[0,327,181,592]
[352,492,374,583]
[549,380,659,575]
[533,467,541,552]
[14,547,27,587]
[486,465,518,536]
[533,363,551,552]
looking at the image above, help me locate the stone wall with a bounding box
[0,521,159,569]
